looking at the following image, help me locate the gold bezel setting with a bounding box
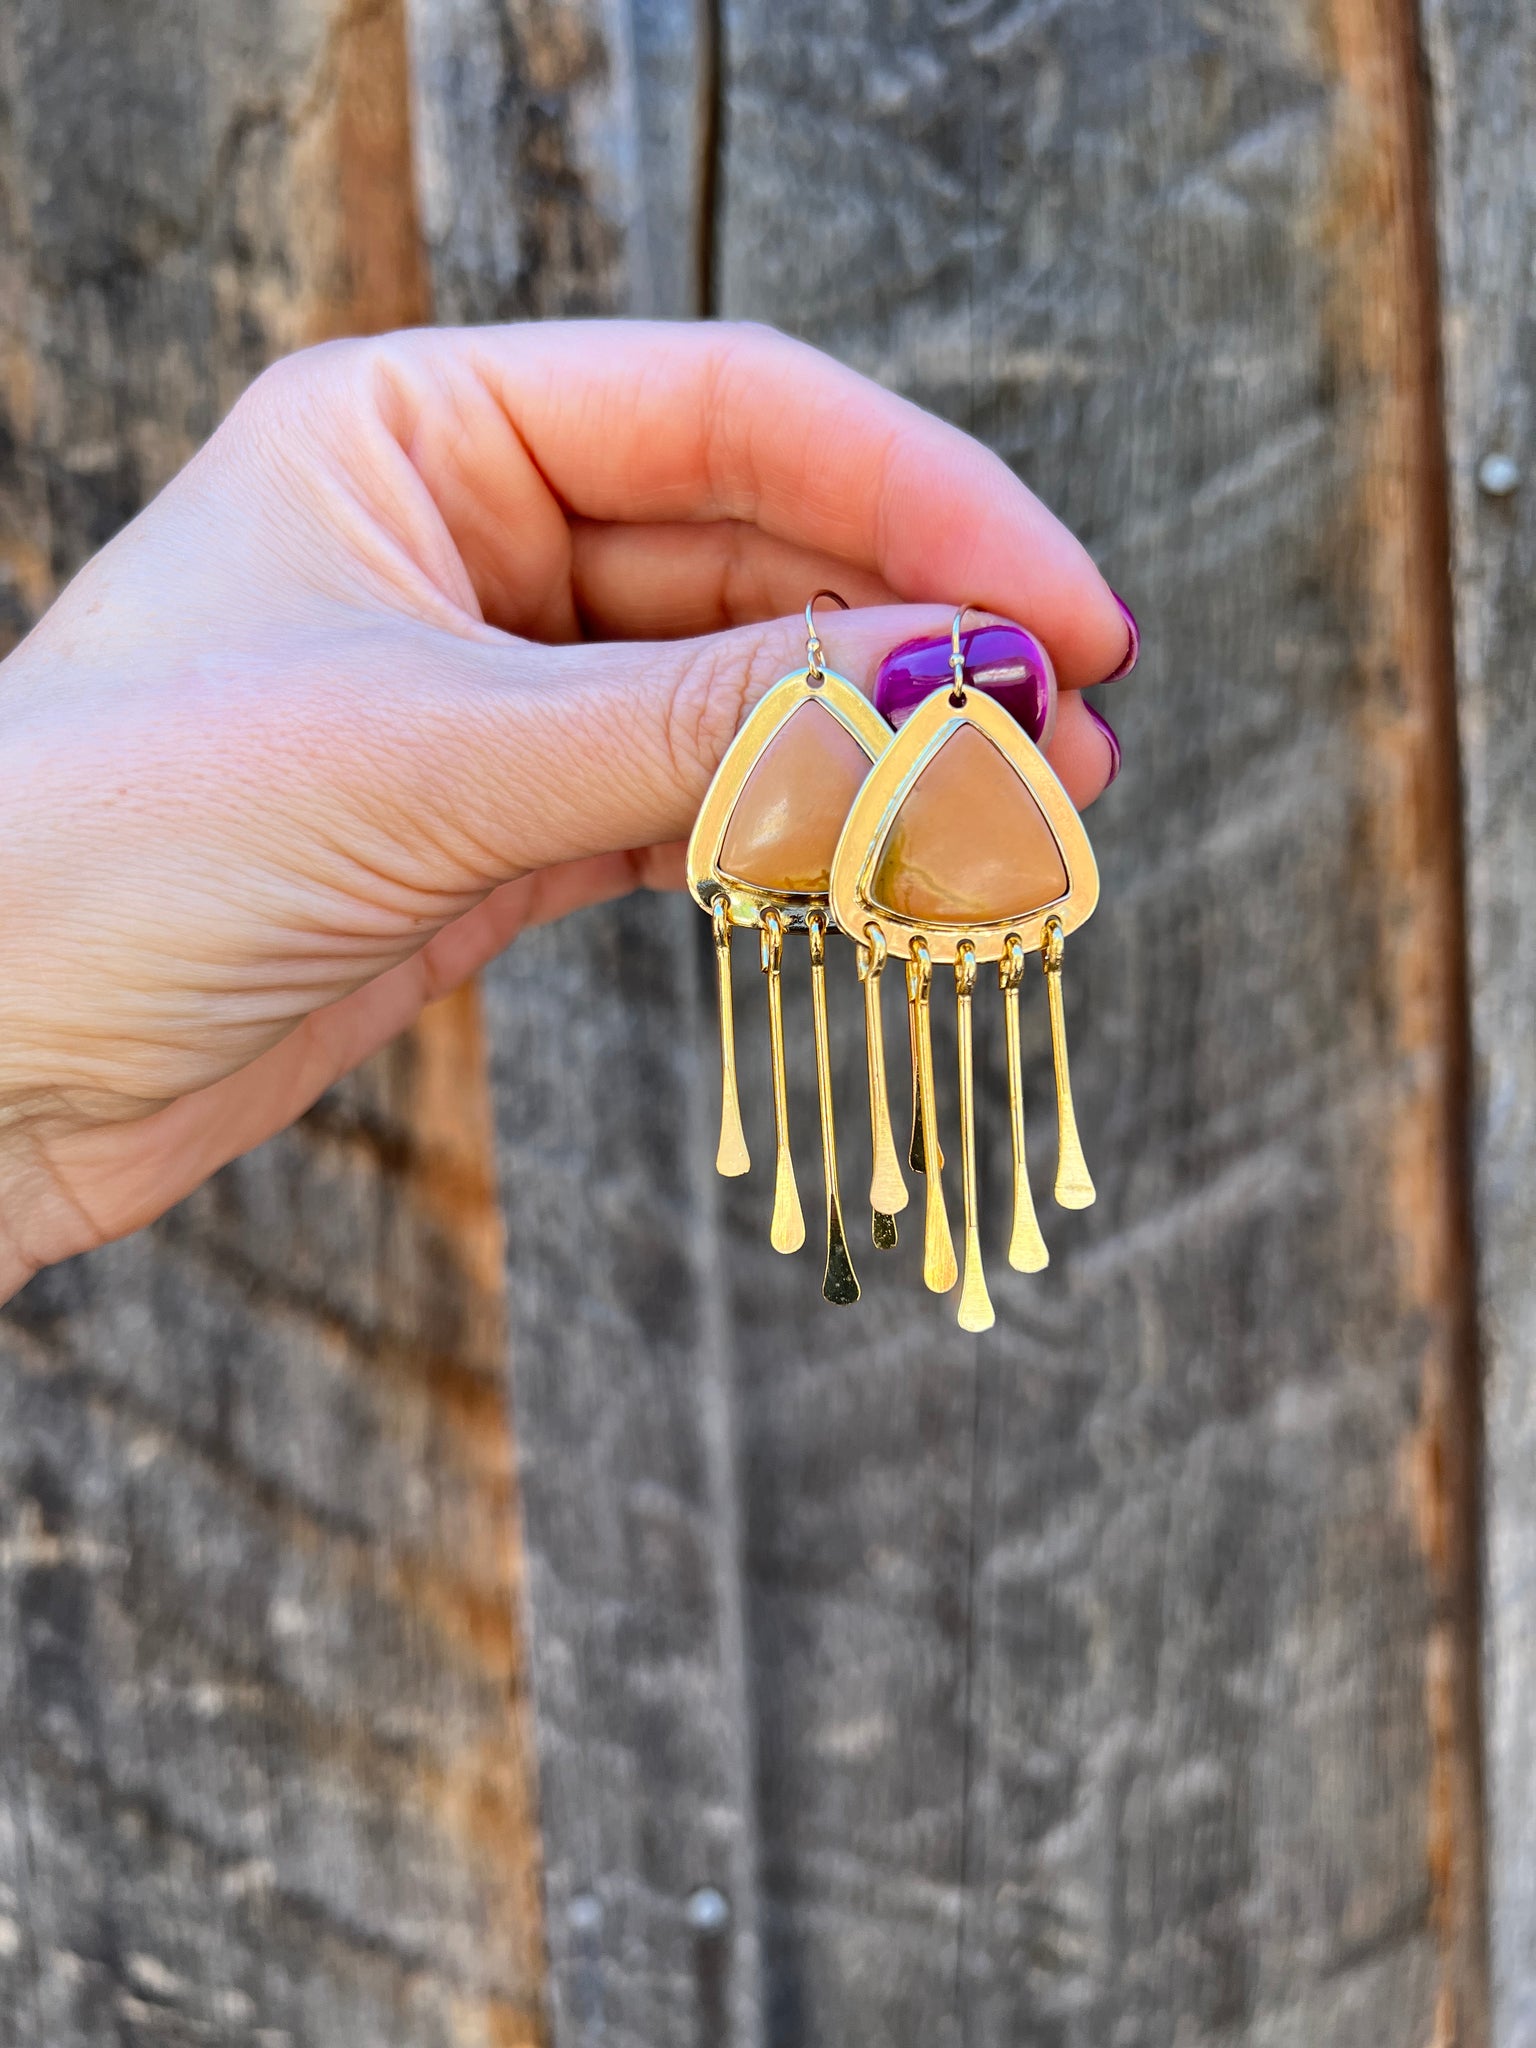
[827,681,1098,964]
[686,664,894,930]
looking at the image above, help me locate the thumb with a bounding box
[377,603,1113,887]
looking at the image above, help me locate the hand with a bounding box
[0,320,1127,1298]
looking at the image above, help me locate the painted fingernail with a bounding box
[1085,702,1121,785]
[873,620,1057,743]
[1096,592,1139,684]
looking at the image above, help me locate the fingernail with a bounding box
[873,620,1056,743]
[1096,592,1139,684]
[1085,702,1120,785]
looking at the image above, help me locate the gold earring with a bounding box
[828,606,1099,1331]
[686,593,896,1304]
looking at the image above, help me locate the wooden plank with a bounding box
[407,0,712,325]
[481,899,759,2048]
[1422,0,1536,2039]
[405,4,765,2043]
[0,3,544,2041]
[713,1,1483,2042]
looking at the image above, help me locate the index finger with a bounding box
[375,321,1128,690]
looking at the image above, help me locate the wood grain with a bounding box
[406,4,763,2044]
[426,0,1492,2039]
[0,0,1504,2042]
[1422,0,1536,2039]
[713,0,1485,2040]
[0,3,544,2041]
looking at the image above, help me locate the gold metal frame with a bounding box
[686,662,894,931]
[823,607,1102,1326]
[826,680,1098,965]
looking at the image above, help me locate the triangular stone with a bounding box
[718,700,874,892]
[870,724,1068,924]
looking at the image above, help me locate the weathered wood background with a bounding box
[1,0,1531,2043]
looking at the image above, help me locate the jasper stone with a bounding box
[873,621,1055,741]
[870,724,1068,924]
[718,699,873,892]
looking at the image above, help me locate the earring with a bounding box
[686,593,897,1305]
[828,607,1099,1332]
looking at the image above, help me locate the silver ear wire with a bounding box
[805,587,849,683]
[949,603,983,704]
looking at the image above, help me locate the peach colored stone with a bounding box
[718,700,873,892]
[870,724,1068,924]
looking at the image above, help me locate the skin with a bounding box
[0,320,1126,1302]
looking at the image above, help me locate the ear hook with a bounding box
[950,604,983,705]
[806,588,850,686]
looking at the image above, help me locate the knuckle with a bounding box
[231,334,418,451]
[221,344,352,471]
[662,623,798,794]
[235,339,349,423]
[663,639,749,792]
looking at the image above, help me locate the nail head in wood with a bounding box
[567,1891,604,1935]
[1478,451,1520,497]
[685,1886,731,1933]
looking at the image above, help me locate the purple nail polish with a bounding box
[873,620,1057,743]
[1085,701,1120,785]
[1097,592,1139,684]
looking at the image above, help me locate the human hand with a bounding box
[0,320,1128,1298]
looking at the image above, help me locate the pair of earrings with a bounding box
[686,594,1098,1333]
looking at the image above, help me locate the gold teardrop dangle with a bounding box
[905,956,943,1176]
[954,940,995,1331]
[807,911,859,1302]
[909,937,958,1294]
[857,924,907,1248]
[1000,934,1048,1271]
[759,908,805,1254]
[711,896,750,1177]
[1042,916,1095,1209]
[905,970,924,1174]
